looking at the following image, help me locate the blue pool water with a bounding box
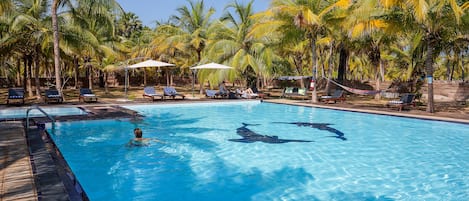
[0,106,87,119]
[47,101,469,201]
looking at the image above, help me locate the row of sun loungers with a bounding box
[143,86,185,101]
[205,88,260,99]
[5,88,98,105]
[6,86,415,111]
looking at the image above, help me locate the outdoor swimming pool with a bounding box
[47,101,469,201]
[0,106,87,120]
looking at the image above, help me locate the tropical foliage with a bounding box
[1,0,468,113]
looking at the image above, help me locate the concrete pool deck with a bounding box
[0,99,467,200]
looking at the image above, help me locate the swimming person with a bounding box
[128,128,162,147]
[128,128,150,146]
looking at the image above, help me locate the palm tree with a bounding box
[344,0,398,100]
[116,12,143,38]
[401,0,468,113]
[268,0,352,102]
[3,0,54,98]
[64,0,123,89]
[206,0,277,89]
[150,0,215,91]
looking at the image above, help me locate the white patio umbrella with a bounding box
[127,59,175,69]
[189,62,233,70]
[125,59,176,98]
[189,62,233,97]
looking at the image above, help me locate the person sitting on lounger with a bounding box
[217,81,229,96]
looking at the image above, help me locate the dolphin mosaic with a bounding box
[229,123,313,144]
[273,122,347,141]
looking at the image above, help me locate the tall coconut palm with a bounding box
[269,0,352,102]
[116,12,143,38]
[205,0,277,89]
[5,0,53,98]
[251,4,312,87]
[150,0,215,91]
[400,0,468,113]
[64,0,123,89]
[344,0,397,100]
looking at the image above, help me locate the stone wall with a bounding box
[370,80,469,102]
[421,81,469,102]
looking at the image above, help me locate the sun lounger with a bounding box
[45,89,63,103]
[387,93,415,111]
[320,90,345,103]
[163,86,185,100]
[143,86,163,101]
[6,88,25,105]
[282,87,308,100]
[79,88,98,103]
[205,89,218,98]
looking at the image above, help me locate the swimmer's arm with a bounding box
[151,138,165,143]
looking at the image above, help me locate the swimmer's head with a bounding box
[134,128,143,138]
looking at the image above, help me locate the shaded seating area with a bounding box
[386,93,416,111]
[143,86,163,101]
[79,88,98,103]
[320,90,346,103]
[44,89,63,104]
[163,86,185,100]
[6,88,25,105]
[282,87,308,99]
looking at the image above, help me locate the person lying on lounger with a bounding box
[237,88,258,99]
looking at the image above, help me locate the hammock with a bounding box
[327,79,382,96]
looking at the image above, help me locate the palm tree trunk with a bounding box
[450,63,455,81]
[23,57,27,92]
[425,40,435,113]
[143,69,147,86]
[445,54,451,80]
[104,72,109,94]
[310,35,318,103]
[27,56,33,97]
[461,51,466,81]
[88,65,93,89]
[325,45,334,94]
[34,52,41,100]
[52,0,62,95]
[338,43,348,84]
[16,59,21,87]
[375,58,384,101]
[74,56,79,89]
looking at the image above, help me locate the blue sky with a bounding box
[116,0,271,27]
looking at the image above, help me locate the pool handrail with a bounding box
[26,105,56,129]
